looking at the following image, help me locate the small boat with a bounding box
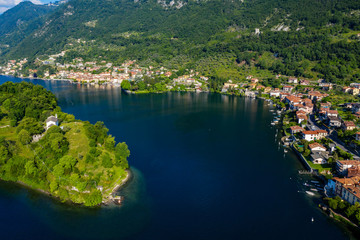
[311,181,319,183]
[306,191,315,196]
[311,217,314,222]
[310,188,318,192]
[284,149,288,153]
[304,183,310,186]
[113,196,124,205]
[271,122,276,125]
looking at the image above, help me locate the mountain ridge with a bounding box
[1,0,360,82]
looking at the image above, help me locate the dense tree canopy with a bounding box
[0,82,130,206]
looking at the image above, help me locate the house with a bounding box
[320,102,331,109]
[249,83,257,89]
[288,77,298,84]
[285,96,302,105]
[348,165,360,177]
[311,151,329,164]
[351,88,360,96]
[45,115,58,130]
[321,83,333,91]
[250,78,259,84]
[302,130,328,141]
[308,91,328,101]
[325,110,338,118]
[350,83,360,89]
[336,160,360,175]
[290,126,305,134]
[296,114,307,124]
[342,121,356,131]
[282,85,294,93]
[280,92,290,99]
[308,142,327,152]
[300,80,310,85]
[343,87,352,93]
[256,85,265,91]
[332,176,360,204]
[269,90,280,98]
[327,116,342,128]
[264,87,272,93]
[222,83,239,92]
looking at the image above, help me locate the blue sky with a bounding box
[0,0,53,13]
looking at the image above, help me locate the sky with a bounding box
[0,0,53,13]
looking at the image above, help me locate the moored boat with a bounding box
[306,191,315,196]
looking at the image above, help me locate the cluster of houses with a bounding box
[0,59,28,75]
[343,83,360,96]
[327,160,360,204]
[0,58,210,91]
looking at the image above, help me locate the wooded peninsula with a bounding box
[0,81,130,206]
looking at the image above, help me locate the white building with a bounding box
[45,115,59,130]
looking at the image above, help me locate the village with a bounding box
[0,57,208,92]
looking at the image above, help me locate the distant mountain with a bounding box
[0,1,56,55]
[2,0,360,82]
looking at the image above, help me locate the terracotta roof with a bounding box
[296,110,307,115]
[309,142,326,150]
[285,95,301,103]
[338,160,360,166]
[327,110,338,114]
[344,121,356,127]
[290,126,305,131]
[302,130,327,135]
[297,114,307,120]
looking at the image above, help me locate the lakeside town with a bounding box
[3,56,360,225]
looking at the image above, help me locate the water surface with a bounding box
[0,76,355,239]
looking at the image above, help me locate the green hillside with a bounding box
[0,1,56,55]
[2,0,360,82]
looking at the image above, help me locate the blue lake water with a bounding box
[0,76,357,239]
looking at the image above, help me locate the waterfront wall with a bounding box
[291,144,314,172]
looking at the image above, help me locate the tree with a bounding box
[18,129,32,145]
[16,117,43,136]
[50,180,59,192]
[25,160,37,176]
[328,198,339,210]
[53,164,65,178]
[104,135,115,151]
[121,80,131,90]
[0,145,9,164]
[84,190,102,207]
[50,133,67,153]
[345,204,358,218]
[101,153,113,168]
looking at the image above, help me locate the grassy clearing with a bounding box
[63,122,89,171]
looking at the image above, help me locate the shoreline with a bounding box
[11,169,132,207]
[103,169,132,204]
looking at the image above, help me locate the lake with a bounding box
[0,76,356,239]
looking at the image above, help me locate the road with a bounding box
[307,114,360,159]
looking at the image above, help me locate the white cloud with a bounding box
[0,0,43,7]
[0,0,43,14]
[0,6,9,13]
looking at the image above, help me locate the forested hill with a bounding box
[0,82,130,206]
[0,1,56,52]
[2,0,360,82]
